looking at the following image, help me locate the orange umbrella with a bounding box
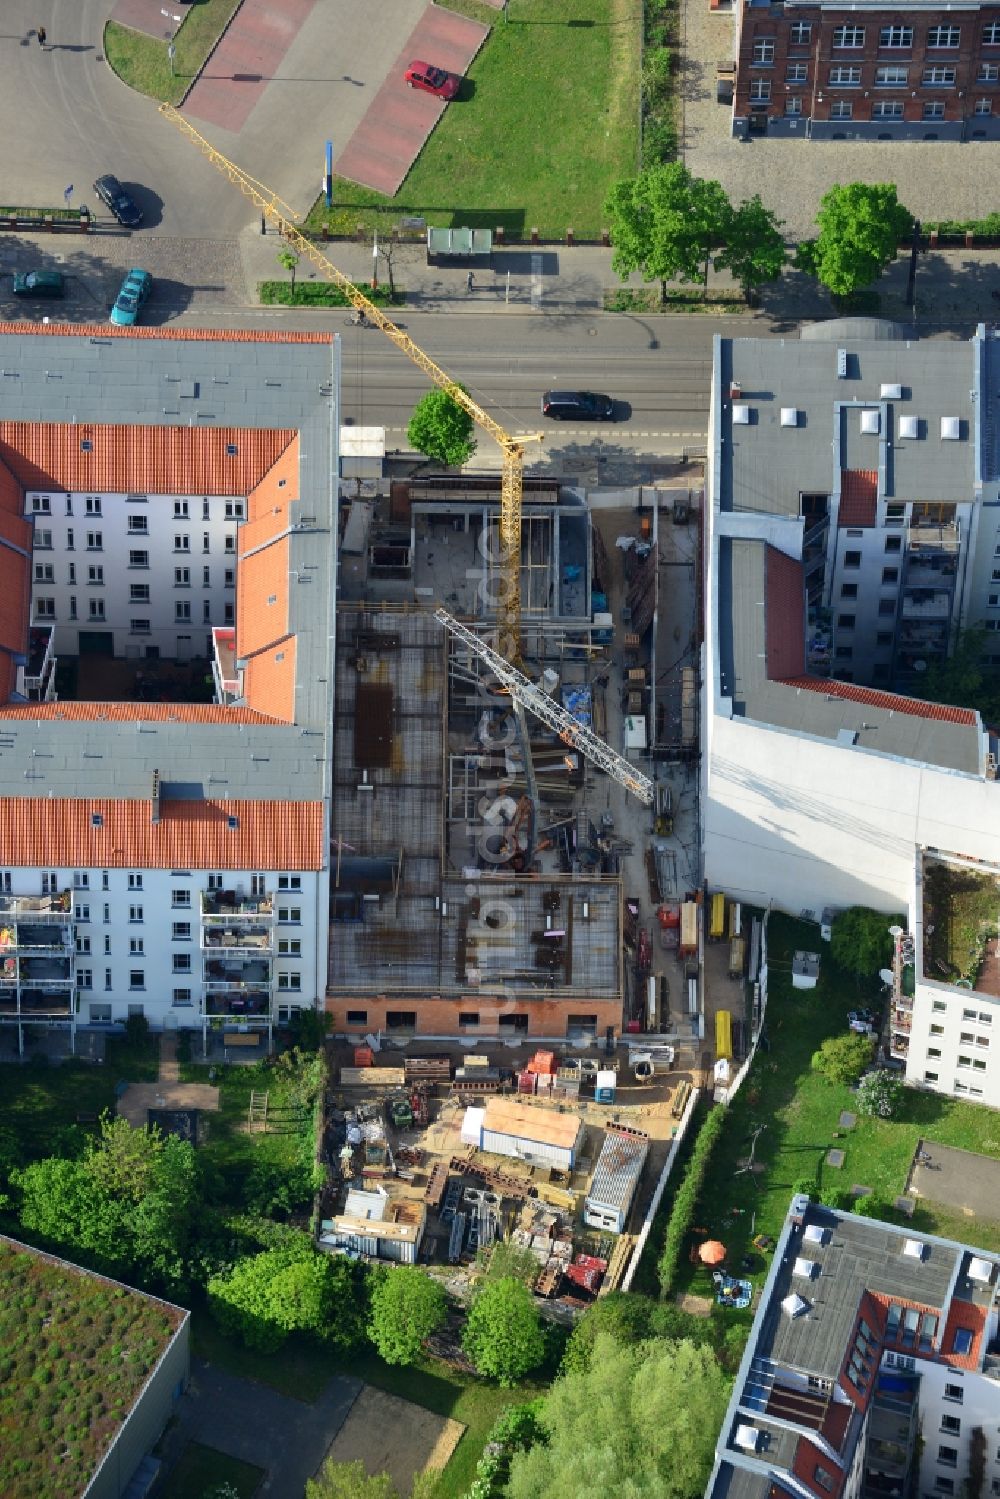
[698,1240,727,1266]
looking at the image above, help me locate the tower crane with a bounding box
[159,103,541,663]
[435,608,653,805]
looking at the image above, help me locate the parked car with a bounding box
[93,175,143,228]
[110,268,152,327]
[12,270,65,298]
[404,60,460,99]
[541,390,617,421]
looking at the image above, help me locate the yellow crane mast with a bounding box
[159,103,539,662]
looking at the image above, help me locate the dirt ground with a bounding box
[116,1079,219,1128]
[321,1385,464,1496]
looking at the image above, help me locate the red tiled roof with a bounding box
[765,547,805,680]
[237,535,290,659]
[244,636,297,723]
[839,471,878,528]
[0,451,23,515]
[939,1299,987,1372]
[0,798,324,870]
[777,676,978,725]
[247,437,299,527]
[0,702,279,723]
[0,323,332,345]
[0,422,296,498]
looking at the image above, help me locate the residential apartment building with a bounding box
[706,1196,1000,1499]
[732,0,1000,139]
[0,324,337,1051]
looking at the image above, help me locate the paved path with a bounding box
[680,0,1000,237]
[908,1139,1000,1217]
[159,1029,179,1084]
[336,6,490,195]
[184,0,321,134]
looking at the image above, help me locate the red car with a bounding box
[404,60,460,100]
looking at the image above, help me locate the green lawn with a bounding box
[159,1442,264,1499]
[192,1308,540,1499]
[303,0,641,241]
[671,913,1000,1298]
[1,1032,159,1165]
[179,1060,311,1206]
[104,0,243,107]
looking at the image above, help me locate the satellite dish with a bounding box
[879,968,895,987]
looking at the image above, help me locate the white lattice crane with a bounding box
[435,608,653,805]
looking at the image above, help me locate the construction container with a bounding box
[680,901,699,957]
[729,935,746,979]
[353,1046,374,1068]
[716,1009,733,1062]
[709,893,726,942]
[595,1069,617,1104]
[584,1127,649,1232]
[478,1097,583,1171]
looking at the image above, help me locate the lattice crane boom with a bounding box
[435,608,654,805]
[159,103,539,659]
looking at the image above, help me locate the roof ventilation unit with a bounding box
[898,415,919,440]
[860,409,880,435]
[732,404,751,426]
[903,1238,928,1261]
[941,416,961,440]
[880,383,903,399]
[968,1256,995,1283]
[736,1425,763,1453]
[837,348,848,378]
[781,1292,811,1319]
[793,1256,819,1279]
[803,1223,828,1246]
[780,408,800,428]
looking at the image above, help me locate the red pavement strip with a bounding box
[184,0,320,134]
[110,0,184,40]
[335,7,489,197]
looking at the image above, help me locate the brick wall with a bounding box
[325,993,623,1040]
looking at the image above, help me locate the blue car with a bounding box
[110,268,152,327]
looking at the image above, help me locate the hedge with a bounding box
[257,281,404,308]
[658,1103,728,1297]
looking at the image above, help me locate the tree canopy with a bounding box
[208,1243,366,1353]
[605,163,730,298]
[714,194,786,303]
[407,387,477,466]
[830,907,901,978]
[462,1276,546,1386]
[306,1459,399,1499]
[368,1265,448,1366]
[811,1032,874,1087]
[506,1334,729,1499]
[796,182,913,297]
[909,627,1000,725]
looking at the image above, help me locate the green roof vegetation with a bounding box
[0,1239,182,1499]
[923,857,1000,988]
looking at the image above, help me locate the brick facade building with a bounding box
[732,0,1000,140]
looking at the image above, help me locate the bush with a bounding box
[811,1032,874,1087]
[856,1069,905,1120]
[258,281,403,308]
[658,1104,728,1296]
[792,1176,819,1202]
[124,1012,149,1048]
[642,116,677,167]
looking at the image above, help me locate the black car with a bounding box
[541,390,616,421]
[93,175,143,228]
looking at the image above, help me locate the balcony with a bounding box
[0,893,73,922]
[907,521,959,555]
[4,922,75,953]
[203,956,272,990]
[900,591,951,621]
[891,1009,912,1034]
[201,925,273,953]
[201,891,274,922]
[903,559,957,590]
[0,988,75,1017]
[203,990,271,1017]
[890,1031,910,1060]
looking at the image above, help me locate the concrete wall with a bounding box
[912,1358,1000,1499]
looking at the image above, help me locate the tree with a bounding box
[462,1276,546,1386]
[910,627,1000,725]
[208,1245,366,1353]
[506,1334,729,1499]
[605,163,730,301]
[810,1032,874,1087]
[481,1238,542,1288]
[714,194,786,304]
[796,182,913,298]
[306,1460,399,1499]
[407,387,477,466]
[857,1069,905,1120]
[561,1291,655,1374]
[368,1265,447,1365]
[830,906,902,978]
[277,249,299,293]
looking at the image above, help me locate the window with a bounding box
[76,935,91,955]
[128,515,148,534]
[790,21,811,43]
[77,968,93,989]
[174,500,189,518]
[787,63,808,82]
[224,568,235,588]
[978,63,999,81]
[172,989,192,1006]
[814,1468,834,1494]
[785,96,803,115]
[925,1070,940,1083]
[66,527,74,550]
[128,904,143,923]
[31,495,51,514]
[202,600,212,624]
[346,1009,369,1025]
[76,904,90,922]
[878,598,897,616]
[876,65,908,85]
[175,567,190,587]
[882,567,899,584]
[935,1480,955,1496]
[830,101,853,119]
[838,614,856,629]
[202,499,211,520]
[203,532,211,553]
[278,938,302,956]
[172,954,192,973]
[927,25,960,47]
[175,601,191,622]
[885,535,902,552]
[251,874,266,895]
[34,562,54,583]
[941,1415,961,1435]
[35,598,55,619]
[130,584,150,602]
[73,871,89,889]
[879,25,912,47]
[129,937,144,956]
[961,1030,975,1044]
[128,872,142,890]
[224,602,235,624]
[975,99,993,115]
[844,549,862,567]
[979,1011,992,1025]
[172,922,191,941]
[174,534,190,552]
[34,528,52,549]
[129,970,145,990]
[103,935,111,954]
[225,500,245,519]
[278,973,302,990]
[951,1328,974,1356]
[830,66,862,84]
[207,874,222,890]
[841,583,858,599]
[901,1307,920,1349]
[932,1000,947,1013]
[89,598,105,621]
[172,889,191,907]
[278,906,301,924]
[224,536,236,554]
[930,1023,945,1035]
[873,101,904,118]
[958,1055,973,1069]
[89,1002,111,1022]
[938,1446,958,1469]
[202,565,211,587]
[749,79,771,100]
[278,875,302,891]
[973,1057,987,1071]
[927,1047,942,1059]
[923,67,955,85]
[752,38,775,63]
[985,21,1000,43]
[833,25,864,47]
[130,619,150,635]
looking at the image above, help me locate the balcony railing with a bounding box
[891,1010,912,1034]
[900,592,951,621]
[203,991,271,1017]
[201,892,274,921]
[890,1033,910,1060]
[907,521,960,555]
[201,928,273,952]
[6,926,75,953]
[204,958,272,989]
[0,894,73,920]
